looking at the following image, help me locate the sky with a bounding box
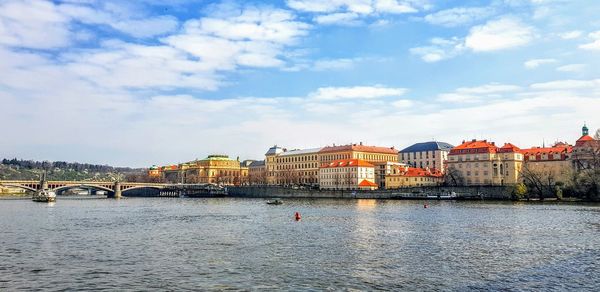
[1,0,600,167]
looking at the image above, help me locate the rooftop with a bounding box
[278,147,322,156]
[319,144,397,154]
[320,159,375,168]
[399,141,454,153]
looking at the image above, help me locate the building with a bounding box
[385,166,443,188]
[318,143,398,165]
[571,123,600,170]
[162,154,245,185]
[264,142,397,186]
[264,145,321,185]
[246,160,266,185]
[399,141,454,172]
[447,139,524,186]
[374,161,406,189]
[148,165,161,178]
[521,142,573,184]
[319,159,377,190]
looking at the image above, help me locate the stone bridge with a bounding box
[0,180,168,198]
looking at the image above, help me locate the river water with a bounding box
[1,198,599,291]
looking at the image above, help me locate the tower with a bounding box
[582,123,589,136]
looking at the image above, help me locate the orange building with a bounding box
[572,124,600,170]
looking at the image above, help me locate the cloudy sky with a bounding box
[1,0,599,167]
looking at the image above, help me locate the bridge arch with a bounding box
[0,184,38,192]
[52,185,115,195]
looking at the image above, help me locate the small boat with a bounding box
[32,189,56,203]
[266,198,283,205]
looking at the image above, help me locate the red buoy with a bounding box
[295,212,301,221]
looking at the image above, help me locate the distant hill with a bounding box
[0,158,146,181]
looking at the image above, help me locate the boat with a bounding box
[266,198,283,205]
[426,192,458,200]
[32,189,56,202]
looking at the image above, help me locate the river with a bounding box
[1,198,599,291]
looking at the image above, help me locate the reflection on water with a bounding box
[0,198,599,290]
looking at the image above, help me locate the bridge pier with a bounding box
[113,182,122,199]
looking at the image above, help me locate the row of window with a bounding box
[276,155,318,163]
[400,151,438,160]
[276,163,318,170]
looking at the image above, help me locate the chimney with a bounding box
[359,141,363,145]
[471,139,476,142]
[491,142,495,146]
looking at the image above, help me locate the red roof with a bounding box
[577,135,594,142]
[389,167,443,178]
[358,179,378,187]
[319,144,397,154]
[450,139,498,154]
[320,159,374,168]
[498,143,521,153]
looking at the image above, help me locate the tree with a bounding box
[512,183,528,200]
[444,166,465,186]
[520,163,557,201]
[595,128,600,140]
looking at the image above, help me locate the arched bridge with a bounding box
[0,180,168,198]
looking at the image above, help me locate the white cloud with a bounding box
[465,17,535,52]
[558,30,583,39]
[0,0,71,49]
[556,64,586,72]
[412,17,536,62]
[437,83,521,103]
[409,37,464,62]
[524,58,557,69]
[314,12,361,25]
[392,99,413,108]
[286,0,427,25]
[530,79,600,90]
[424,7,494,27]
[309,86,407,100]
[579,30,600,50]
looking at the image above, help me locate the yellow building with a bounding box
[318,143,399,164]
[447,140,524,186]
[385,166,444,188]
[162,154,246,185]
[264,143,399,186]
[265,146,321,185]
[521,143,573,184]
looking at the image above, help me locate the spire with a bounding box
[582,122,589,136]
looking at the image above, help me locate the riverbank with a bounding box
[228,186,514,200]
[227,186,597,202]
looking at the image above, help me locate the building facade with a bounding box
[246,160,267,185]
[521,142,573,184]
[571,124,600,170]
[318,143,399,165]
[385,166,443,188]
[162,154,246,185]
[447,140,524,186]
[319,159,377,190]
[264,143,398,186]
[399,141,454,172]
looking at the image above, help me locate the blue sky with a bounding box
[1,0,600,167]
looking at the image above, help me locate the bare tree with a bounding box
[520,164,556,200]
[444,166,465,186]
[595,128,600,140]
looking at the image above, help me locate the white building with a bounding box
[399,141,454,172]
[319,159,378,190]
